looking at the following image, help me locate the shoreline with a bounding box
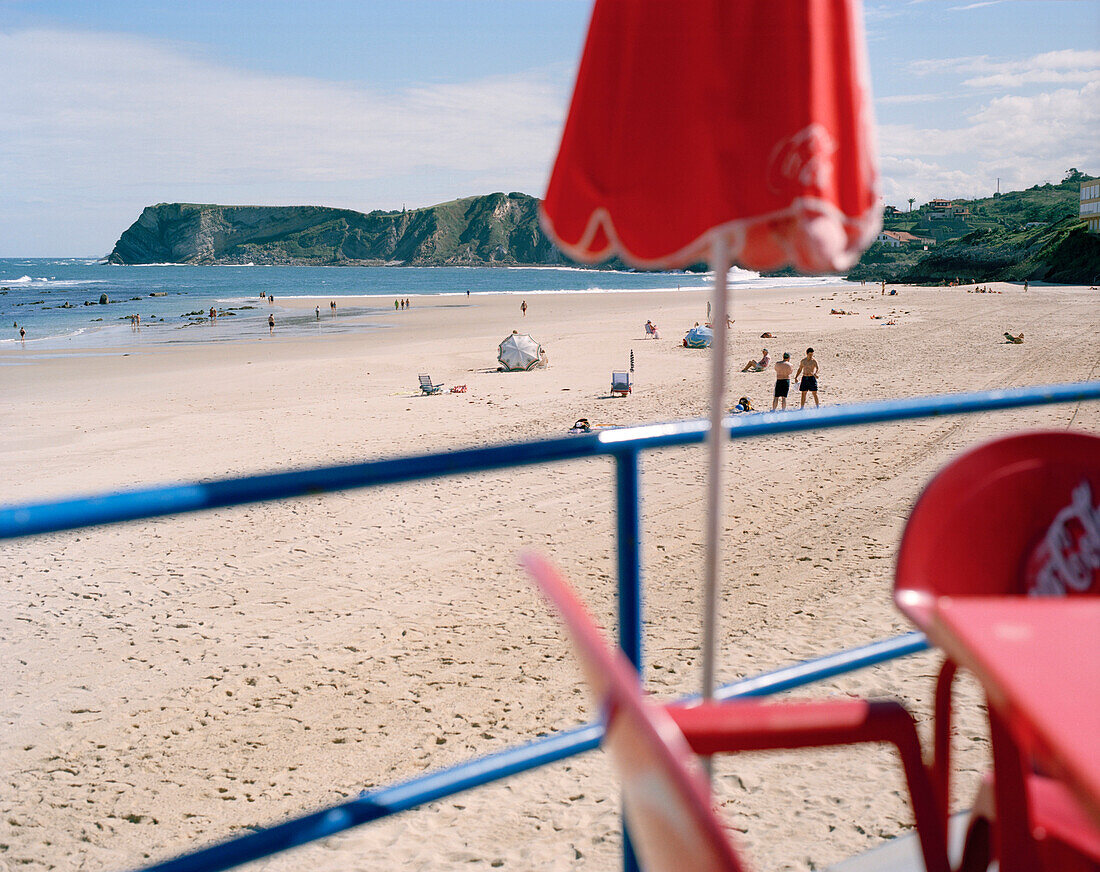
[6,279,1087,358]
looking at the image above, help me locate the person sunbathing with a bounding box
[1004,332,1024,344]
[741,349,770,372]
[644,320,660,339]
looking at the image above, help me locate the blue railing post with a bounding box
[615,449,643,670]
[615,449,643,872]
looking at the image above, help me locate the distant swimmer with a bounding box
[794,347,820,409]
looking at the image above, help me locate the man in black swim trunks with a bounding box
[794,347,820,409]
[772,352,793,410]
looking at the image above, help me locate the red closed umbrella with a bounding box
[541,0,880,273]
[540,0,880,716]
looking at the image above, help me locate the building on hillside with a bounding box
[924,198,954,219]
[883,205,899,215]
[1081,180,1100,233]
[876,230,935,248]
[952,205,970,216]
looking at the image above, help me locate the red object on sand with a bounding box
[540,0,880,272]
[522,552,951,872]
[895,431,1100,870]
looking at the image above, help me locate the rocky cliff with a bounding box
[110,182,1100,281]
[107,194,567,266]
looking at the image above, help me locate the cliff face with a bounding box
[110,184,1100,280]
[107,194,566,266]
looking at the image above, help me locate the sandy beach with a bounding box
[2,280,1098,872]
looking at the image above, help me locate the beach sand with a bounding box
[2,281,1098,871]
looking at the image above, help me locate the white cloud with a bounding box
[875,79,1098,206]
[949,2,1001,11]
[870,46,1098,207]
[877,93,955,105]
[0,28,571,234]
[909,49,1100,88]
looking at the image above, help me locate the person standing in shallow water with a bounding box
[794,347,820,409]
[268,313,275,335]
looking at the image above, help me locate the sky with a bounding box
[1,0,1097,256]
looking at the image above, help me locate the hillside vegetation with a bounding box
[108,194,564,267]
[849,171,1100,284]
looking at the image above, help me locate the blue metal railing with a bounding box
[2,380,1097,872]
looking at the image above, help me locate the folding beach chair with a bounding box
[610,372,632,397]
[522,553,950,872]
[418,374,444,395]
[895,431,1100,872]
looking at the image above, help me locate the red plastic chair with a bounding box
[522,553,950,872]
[895,431,1100,872]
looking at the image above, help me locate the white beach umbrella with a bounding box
[498,332,543,371]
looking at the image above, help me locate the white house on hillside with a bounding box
[877,230,935,248]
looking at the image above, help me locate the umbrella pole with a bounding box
[701,237,730,752]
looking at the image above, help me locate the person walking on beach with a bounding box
[772,352,793,410]
[521,299,528,317]
[794,347,820,408]
[315,306,320,320]
[268,313,275,335]
[19,325,26,346]
[1024,280,1029,293]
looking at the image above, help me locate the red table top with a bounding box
[927,597,1100,828]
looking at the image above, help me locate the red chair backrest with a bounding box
[895,431,1100,628]
[521,552,747,872]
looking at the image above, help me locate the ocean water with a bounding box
[0,258,851,352]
